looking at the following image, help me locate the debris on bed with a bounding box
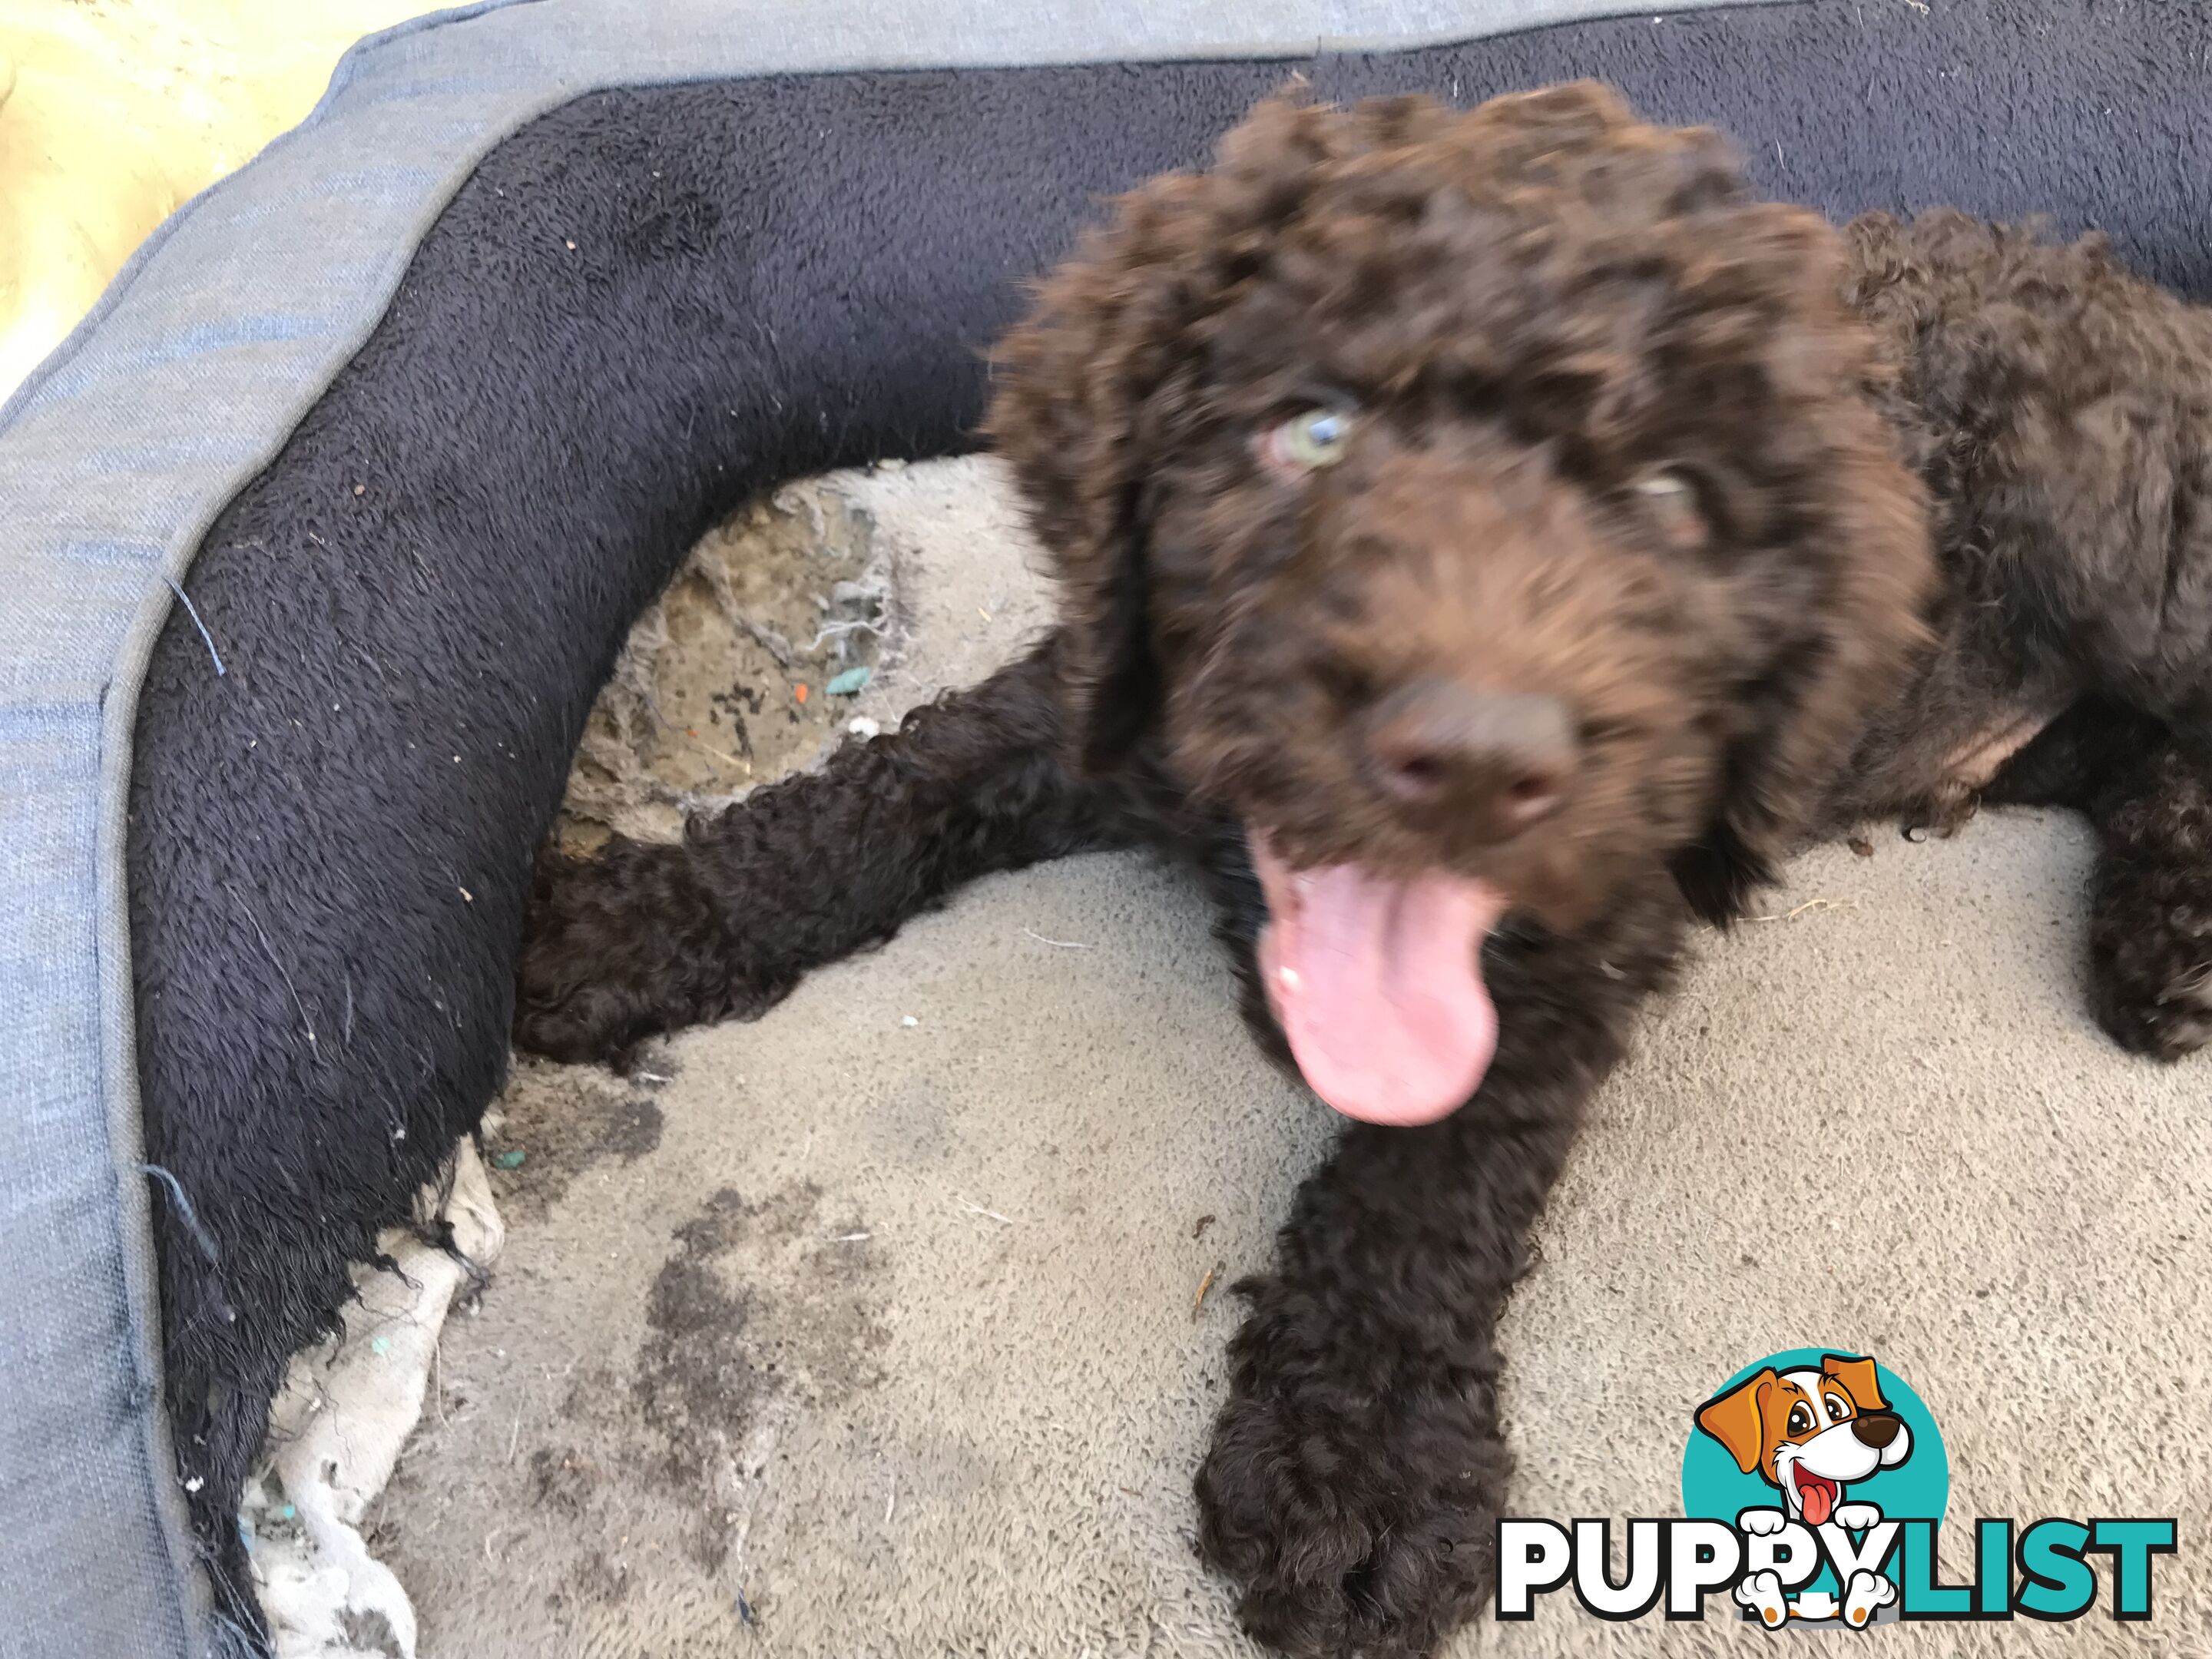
[482,1058,667,1218]
[555,478,901,849]
[1191,1261,1224,1320]
[1746,896,1863,923]
[1022,926,1093,949]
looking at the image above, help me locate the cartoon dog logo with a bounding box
[1694,1353,1912,1628]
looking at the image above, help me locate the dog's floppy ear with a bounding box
[1669,224,1939,926]
[1821,1353,1887,1412]
[985,173,1211,777]
[1671,459,1935,923]
[1695,1367,1779,1475]
[987,94,1337,777]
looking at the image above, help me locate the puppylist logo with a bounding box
[1498,1349,2175,1628]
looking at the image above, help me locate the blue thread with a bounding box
[139,1163,221,1267]
[164,575,226,676]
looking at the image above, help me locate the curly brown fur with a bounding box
[518,641,1121,1064]
[518,84,2212,1655]
[1984,699,2212,1058]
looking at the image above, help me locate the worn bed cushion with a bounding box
[4,0,2208,1651]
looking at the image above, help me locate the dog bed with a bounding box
[2,0,2207,1653]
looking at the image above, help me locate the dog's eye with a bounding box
[1825,1393,1850,1422]
[1631,468,1707,549]
[1268,407,1356,472]
[1786,1402,1815,1436]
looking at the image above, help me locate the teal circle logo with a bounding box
[1682,1349,1947,1624]
[1496,1345,2168,1626]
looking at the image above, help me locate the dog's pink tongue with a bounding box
[1256,850,1506,1125]
[1800,1477,1837,1528]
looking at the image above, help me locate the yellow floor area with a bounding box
[0,0,442,400]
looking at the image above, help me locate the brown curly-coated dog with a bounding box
[516,84,2212,1657]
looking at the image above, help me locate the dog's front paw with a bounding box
[1842,1570,1896,1628]
[1736,1568,1790,1628]
[1196,1373,1505,1657]
[1737,1507,1788,1537]
[1830,1502,1882,1532]
[2091,896,2212,1060]
[2091,770,2212,1061]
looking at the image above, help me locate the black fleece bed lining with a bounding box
[128,0,2212,1625]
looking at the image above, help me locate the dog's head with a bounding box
[990,84,1934,1122]
[1695,1353,1912,1526]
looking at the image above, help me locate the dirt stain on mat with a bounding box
[633,1184,889,1455]
[557,482,893,849]
[336,1608,406,1659]
[485,1060,667,1217]
[515,1181,892,1594]
[567,1548,633,1610]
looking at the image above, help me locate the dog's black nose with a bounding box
[1852,1411,1903,1449]
[1365,680,1575,840]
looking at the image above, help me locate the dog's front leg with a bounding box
[515,634,1124,1062]
[1195,1106,1574,1658]
[2083,729,2212,1059]
[1985,701,2212,1059]
[1195,899,1681,1659]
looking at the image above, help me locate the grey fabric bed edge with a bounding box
[7,0,2210,1652]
